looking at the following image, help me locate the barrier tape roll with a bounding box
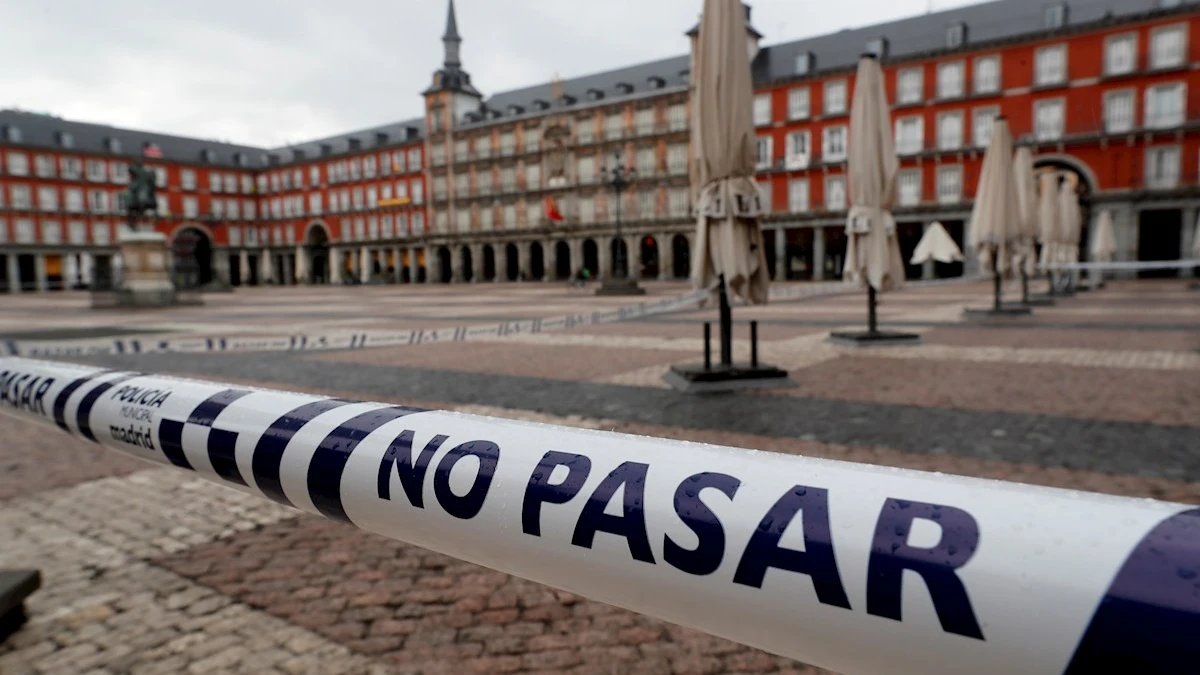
[4,276,972,359]
[0,357,1195,675]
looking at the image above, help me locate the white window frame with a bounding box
[937,111,964,150]
[824,80,848,116]
[785,131,811,169]
[1145,145,1181,189]
[973,55,1001,94]
[937,61,965,99]
[936,165,962,204]
[824,175,846,210]
[753,94,772,126]
[894,116,924,155]
[1103,89,1136,134]
[787,178,810,213]
[756,136,774,170]
[1035,45,1068,86]
[822,125,848,163]
[1150,23,1187,70]
[897,68,923,104]
[896,169,922,206]
[1104,33,1138,76]
[1034,98,1066,141]
[787,87,811,120]
[972,106,1000,147]
[1145,82,1185,129]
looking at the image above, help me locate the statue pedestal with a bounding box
[92,231,201,308]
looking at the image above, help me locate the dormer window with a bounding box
[292,149,305,161]
[560,94,576,106]
[616,82,634,94]
[106,137,122,153]
[679,69,691,83]
[533,100,550,111]
[587,88,605,101]
[795,52,814,76]
[3,126,20,142]
[508,105,525,115]
[1045,3,1067,29]
[201,148,216,163]
[647,76,665,89]
[348,138,362,151]
[57,131,74,148]
[320,144,333,157]
[866,37,889,58]
[234,152,248,167]
[375,132,389,146]
[946,22,966,48]
[267,154,280,167]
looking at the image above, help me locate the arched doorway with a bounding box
[583,239,599,277]
[482,245,496,281]
[461,246,474,282]
[639,235,659,279]
[505,243,519,280]
[610,238,629,278]
[1034,156,1094,276]
[306,224,331,284]
[529,243,545,281]
[671,234,690,279]
[437,247,452,283]
[171,227,213,289]
[555,241,571,280]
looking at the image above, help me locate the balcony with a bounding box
[500,145,516,157]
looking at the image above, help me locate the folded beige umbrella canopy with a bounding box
[968,116,1020,276]
[910,221,964,265]
[843,54,905,293]
[689,0,769,305]
[1012,146,1039,276]
[1090,210,1117,263]
[1192,212,1200,258]
[1058,174,1082,265]
[1037,173,1060,271]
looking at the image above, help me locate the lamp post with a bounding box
[595,151,646,296]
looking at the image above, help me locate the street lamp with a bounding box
[595,151,646,296]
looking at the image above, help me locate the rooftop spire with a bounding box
[443,0,462,69]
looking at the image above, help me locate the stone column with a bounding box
[6,255,18,293]
[498,244,510,282]
[65,254,79,289]
[35,254,48,291]
[283,255,294,286]
[812,227,826,282]
[294,245,307,284]
[393,246,402,283]
[239,250,250,286]
[213,250,231,285]
[81,253,94,287]
[261,249,273,285]
[598,238,611,280]
[517,243,529,281]
[543,240,555,281]
[774,228,786,282]
[409,246,421,284]
[1180,207,1196,278]
[658,233,673,280]
[470,243,484,282]
[920,223,935,280]
[330,247,343,284]
[358,246,369,283]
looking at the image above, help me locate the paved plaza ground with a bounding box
[1,277,1198,674]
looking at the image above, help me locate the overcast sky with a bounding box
[2,0,977,148]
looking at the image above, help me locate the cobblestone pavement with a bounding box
[1,277,1197,673]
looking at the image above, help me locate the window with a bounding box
[224,174,238,193]
[755,136,773,169]
[822,126,847,162]
[454,139,468,162]
[349,160,361,181]
[937,61,964,99]
[354,218,366,240]
[637,190,657,219]
[411,180,423,204]
[41,221,62,244]
[895,116,924,155]
[1104,90,1135,133]
[37,186,58,211]
[502,204,516,227]
[500,132,516,155]
[897,170,921,206]
[244,201,256,220]
[364,155,377,178]
[65,188,84,213]
[9,185,31,209]
[477,172,493,194]
[473,136,491,159]
[636,147,656,174]
[605,114,624,140]
[667,145,688,175]
[339,189,350,211]
[34,155,55,178]
[668,104,688,131]
[579,197,596,223]
[150,167,167,188]
[67,220,87,245]
[946,22,966,48]
[87,189,107,213]
[524,128,541,152]
[91,222,110,245]
[408,148,421,170]
[454,173,468,197]
[897,69,923,104]
[526,202,541,228]
[522,163,541,189]
[1145,83,1185,128]
[785,131,811,169]
[1045,3,1066,29]
[972,107,999,146]
[208,172,222,193]
[5,152,28,176]
[477,207,492,231]
[787,88,811,120]
[1035,45,1067,86]
[183,197,199,218]
[1150,25,1186,69]
[180,169,196,190]
[1105,34,1137,76]
[212,199,226,219]
[937,111,964,150]
[394,181,408,200]
[15,219,34,244]
[366,186,378,208]
[224,199,238,219]
[754,95,772,126]
[60,157,82,180]
[85,159,105,182]
[866,38,888,59]
[500,167,516,192]
[937,166,962,203]
[795,52,813,75]
[974,56,1000,94]
[824,80,847,115]
[1145,146,1180,188]
[108,162,128,185]
[1034,99,1065,141]
[788,179,810,212]
[578,156,596,183]
[757,182,773,213]
[824,175,846,210]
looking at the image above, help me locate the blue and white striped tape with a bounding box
[0,357,1195,675]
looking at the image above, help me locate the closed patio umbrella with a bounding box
[1090,209,1116,288]
[967,116,1024,314]
[1012,146,1038,303]
[1058,174,1082,290]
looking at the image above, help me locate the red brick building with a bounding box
[0,0,1196,292]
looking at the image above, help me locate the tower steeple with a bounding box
[443,0,462,70]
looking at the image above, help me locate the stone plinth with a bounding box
[92,230,201,308]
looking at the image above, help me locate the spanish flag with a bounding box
[545,196,564,222]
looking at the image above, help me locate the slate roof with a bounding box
[1,0,1190,168]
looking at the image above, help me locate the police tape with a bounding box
[0,357,1195,675]
[1045,258,1200,272]
[5,277,966,359]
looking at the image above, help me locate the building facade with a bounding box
[0,0,1196,292]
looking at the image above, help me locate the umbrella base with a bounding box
[827,330,922,347]
[1023,297,1056,307]
[594,278,646,296]
[963,305,1034,318]
[664,362,792,394]
[0,570,40,643]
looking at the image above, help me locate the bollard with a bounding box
[0,357,1197,675]
[750,320,759,368]
[703,322,712,370]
